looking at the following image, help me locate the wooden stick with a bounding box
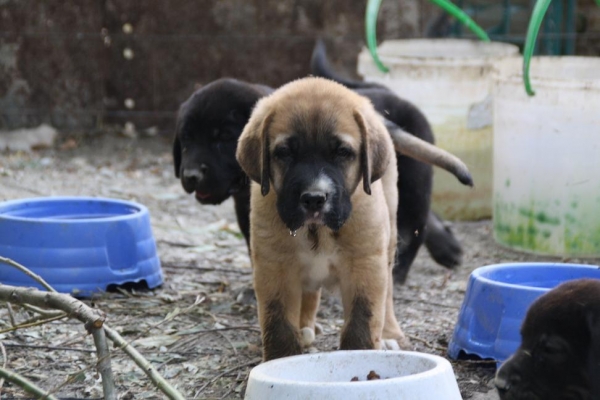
[92,329,117,400]
[0,256,55,292]
[0,366,59,400]
[0,313,67,334]
[103,326,186,400]
[0,285,104,330]
[193,358,260,398]
[0,340,6,395]
[0,257,186,400]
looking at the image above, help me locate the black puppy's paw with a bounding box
[586,312,600,398]
[424,212,462,269]
[392,263,410,285]
[235,285,257,306]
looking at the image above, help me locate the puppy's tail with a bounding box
[310,38,384,90]
[384,119,474,187]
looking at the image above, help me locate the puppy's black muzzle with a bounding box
[181,164,209,193]
[276,162,351,233]
[300,192,327,213]
[180,162,236,205]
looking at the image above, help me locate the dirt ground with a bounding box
[0,133,598,400]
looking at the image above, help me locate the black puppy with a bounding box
[310,40,462,282]
[495,279,600,400]
[173,79,271,245]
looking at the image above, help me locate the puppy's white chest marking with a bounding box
[298,238,339,291]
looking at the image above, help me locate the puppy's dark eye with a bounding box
[334,146,355,160]
[273,146,292,160]
[541,340,567,355]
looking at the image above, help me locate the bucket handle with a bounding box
[365,0,490,73]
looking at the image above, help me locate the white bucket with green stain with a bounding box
[493,56,600,256]
[358,39,519,220]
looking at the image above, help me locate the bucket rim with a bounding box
[359,38,520,68]
[493,56,600,91]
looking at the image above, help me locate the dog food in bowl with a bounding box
[244,350,462,400]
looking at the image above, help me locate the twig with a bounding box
[22,303,66,318]
[179,325,261,336]
[0,258,189,400]
[219,371,245,399]
[1,343,218,356]
[396,296,459,309]
[103,326,186,400]
[6,303,17,327]
[2,343,96,353]
[0,366,59,400]
[406,334,447,352]
[451,359,498,365]
[0,270,113,398]
[92,329,117,400]
[157,239,198,248]
[0,313,67,334]
[161,263,251,274]
[218,331,238,356]
[0,256,54,292]
[0,340,7,395]
[0,285,104,330]
[193,358,260,398]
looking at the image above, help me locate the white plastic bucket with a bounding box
[358,39,519,220]
[244,350,462,400]
[493,56,600,256]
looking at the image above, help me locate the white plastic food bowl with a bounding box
[244,350,462,400]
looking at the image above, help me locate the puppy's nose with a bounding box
[495,361,519,396]
[183,164,208,182]
[494,374,510,392]
[300,192,327,212]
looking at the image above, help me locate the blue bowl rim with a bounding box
[471,262,600,293]
[0,196,148,223]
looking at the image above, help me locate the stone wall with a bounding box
[0,0,429,134]
[2,1,599,135]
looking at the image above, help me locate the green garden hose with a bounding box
[523,0,600,95]
[365,0,389,73]
[365,0,490,73]
[522,0,552,96]
[428,0,491,42]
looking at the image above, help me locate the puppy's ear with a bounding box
[172,134,182,178]
[236,109,275,196]
[353,109,392,195]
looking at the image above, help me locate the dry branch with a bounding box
[0,365,59,400]
[0,313,67,334]
[0,256,55,292]
[0,285,105,331]
[92,329,116,400]
[193,358,260,398]
[103,326,186,400]
[0,341,6,394]
[0,256,188,400]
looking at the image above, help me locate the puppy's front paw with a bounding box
[381,339,401,350]
[314,322,324,335]
[382,332,411,350]
[300,327,316,347]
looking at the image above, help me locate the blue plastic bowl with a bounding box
[448,262,600,363]
[0,197,163,296]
